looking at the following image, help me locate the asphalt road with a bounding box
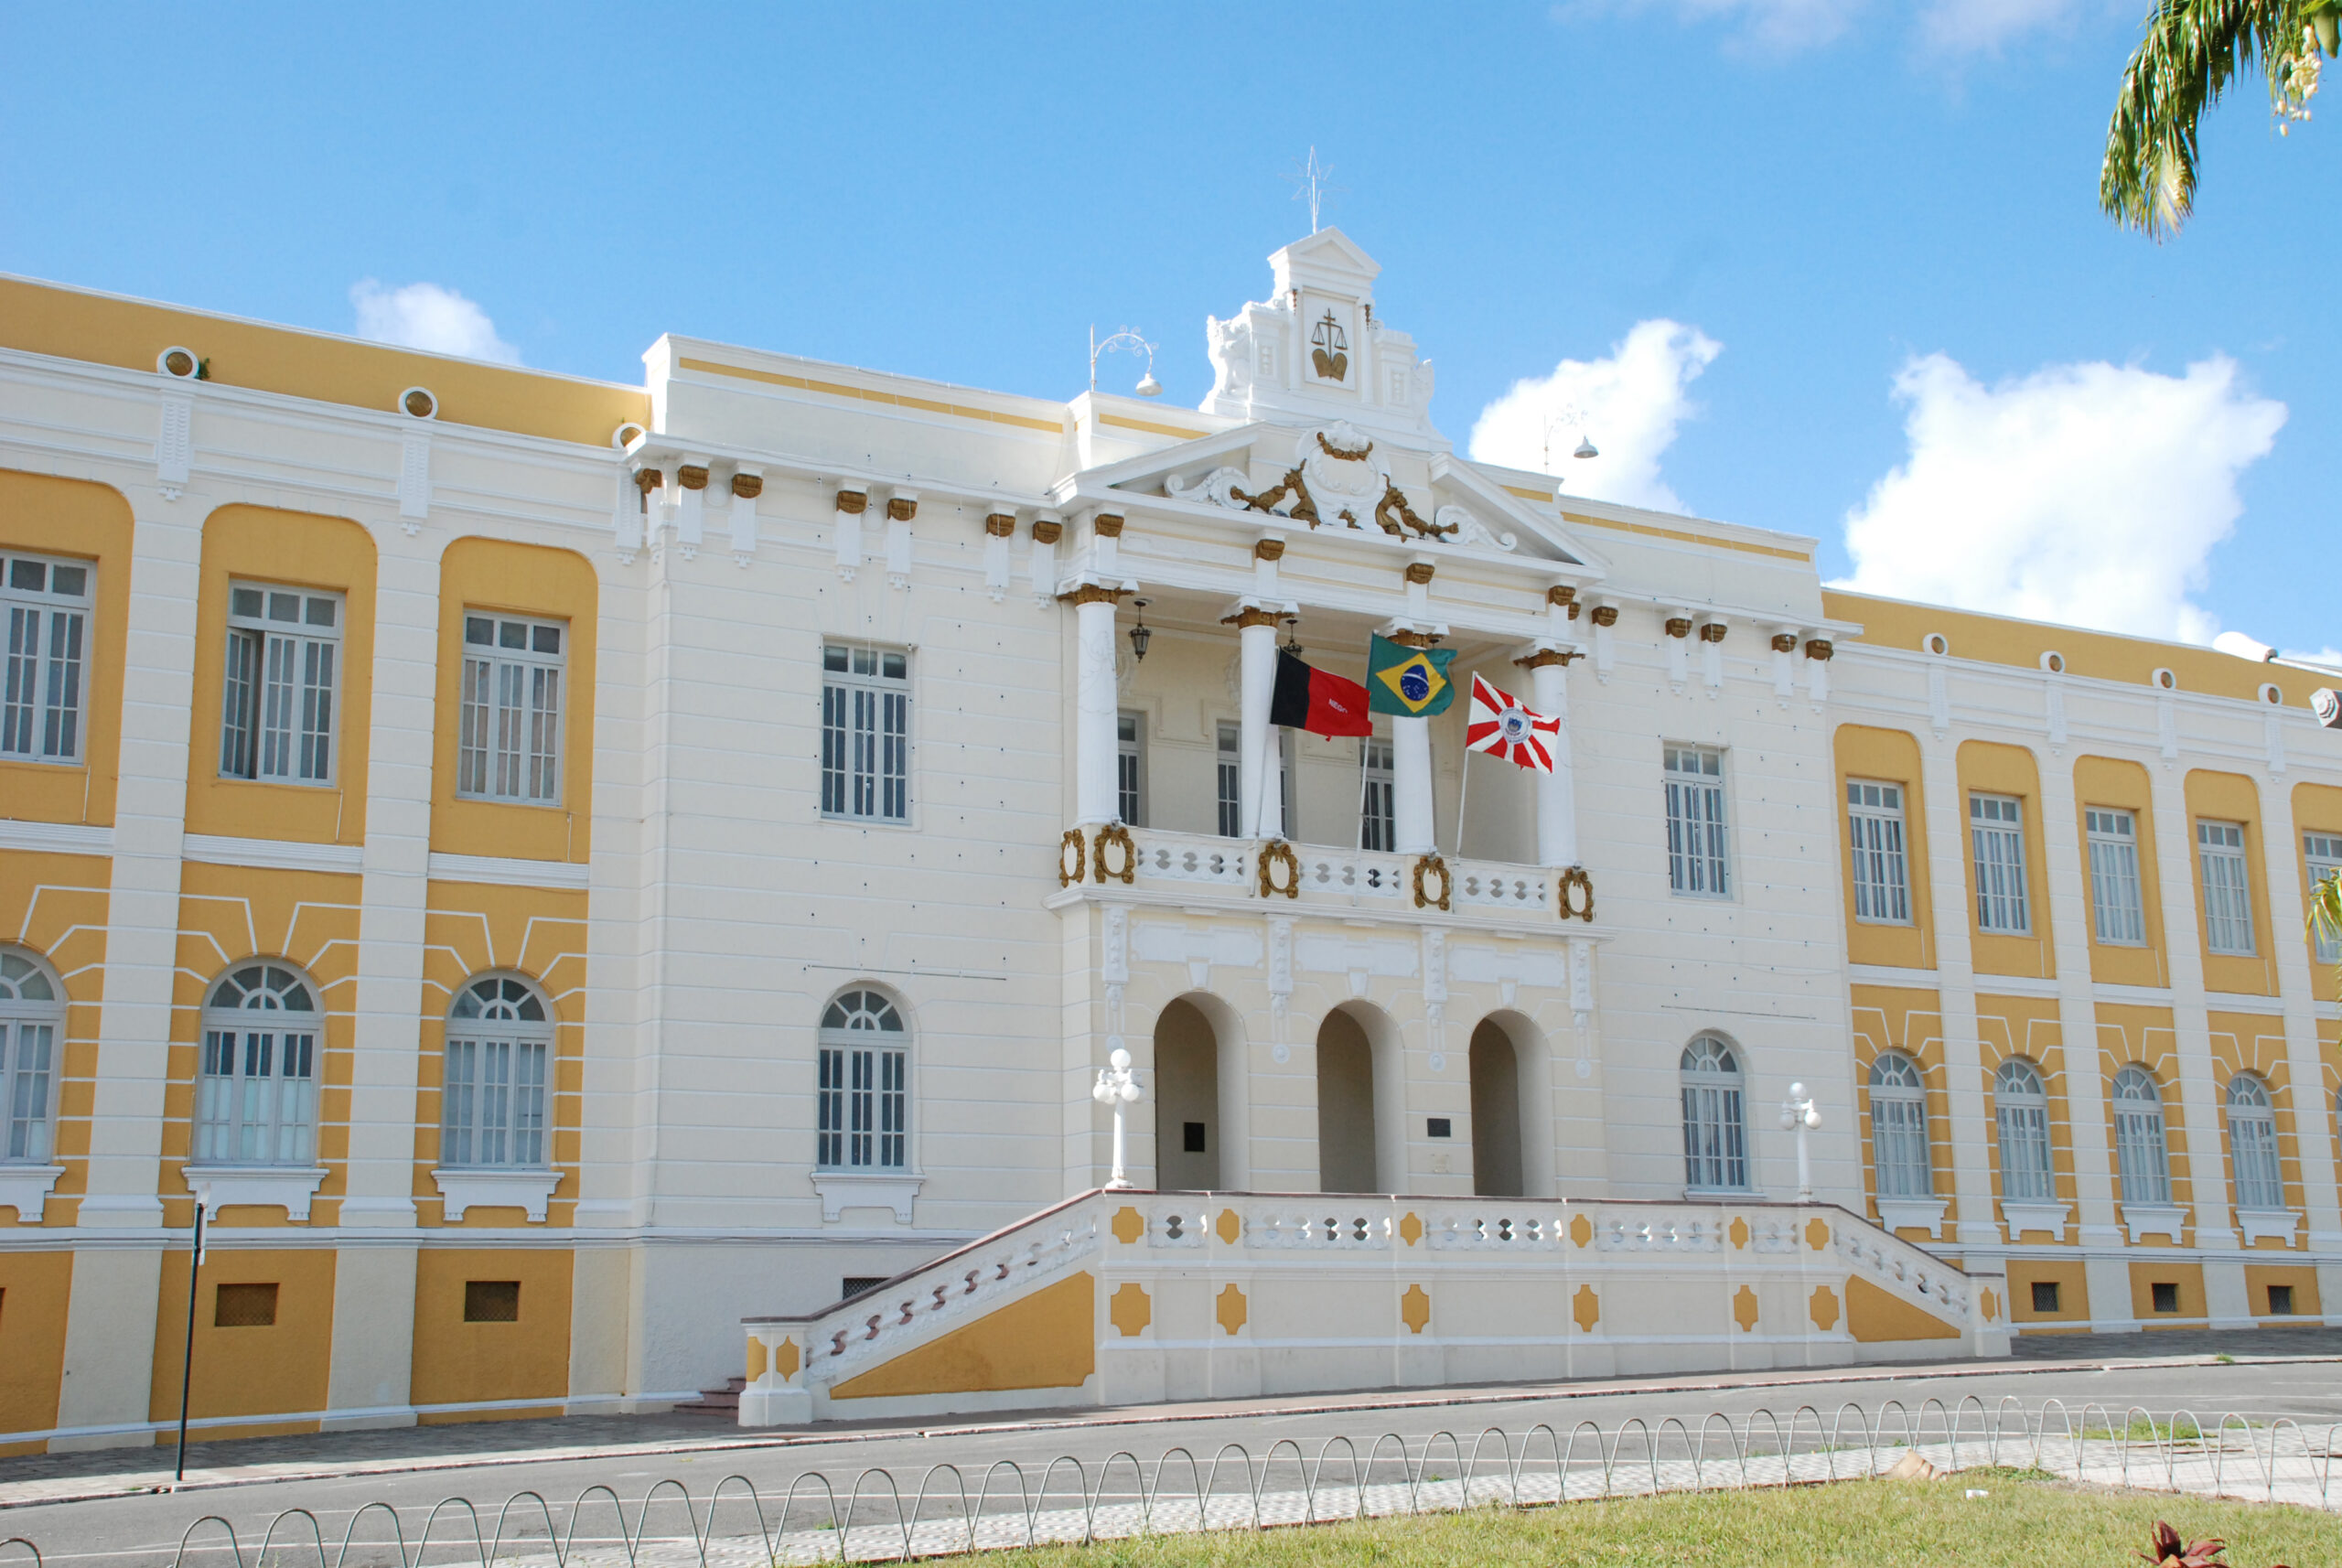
[8,1359,2338,1566]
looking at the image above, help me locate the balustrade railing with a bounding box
[1100,828,1562,920]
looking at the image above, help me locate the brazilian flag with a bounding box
[1367,634,1456,716]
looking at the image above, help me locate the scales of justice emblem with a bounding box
[1308,308,1349,383]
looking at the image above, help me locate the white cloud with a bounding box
[349,279,521,365]
[1468,319,1724,513]
[1835,352,2286,643]
[1916,0,2085,54]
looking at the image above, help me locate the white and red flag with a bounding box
[1464,672,1560,773]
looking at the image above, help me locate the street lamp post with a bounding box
[1778,1082,1821,1201]
[1090,328,1164,398]
[1092,1047,1144,1189]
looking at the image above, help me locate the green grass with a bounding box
[978,1472,2334,1568]
[2079,1416,2210,1443]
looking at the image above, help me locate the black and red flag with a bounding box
[1270,651,1374,738]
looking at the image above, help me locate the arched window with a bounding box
[1993,1059,2056,1202]
[819,990,907,1172]
[1868,1052,1930,1198]
[1680,1035,1747,1191]
[1,949,62,1164]
[443,975,552,1169]
[2225,1073,2283,1210]
[197,962,319,1165]
[2111,1065,2172,1205]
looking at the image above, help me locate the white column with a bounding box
[1071,587,1122,826]
[1232,607,1282,840]
[1393,716,1434,855]
[1916,730,1997,1251]
[1523,650,1578,867]
[2256,775,2342,1274]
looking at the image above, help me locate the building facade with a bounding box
[0,230,2336,1449]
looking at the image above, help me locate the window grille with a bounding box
[0,551,91,764]
[821,644,908,822]
[1679,1035,1747,1190]
[1867,1052,1930,1198]
[458,614,564,804]
[2111,1065,2172,1206]
[1664,746,1730,897]
[2225,1074,2283,1210]
[442,975,551,1168]
[1845,780,1910,924]
[1993,1058,2056,1202]
[1969,793,2029,933]
[1361,736,1395,853]
[2303,833,2342,964]
[0,950,60,1165]
[1216,723,1242,838]
[1116,711,1144,826]
[195,964,319,1165]
[2085,808,2146,945]
[818,990,907,1171]
[220,585,341,784]
[2197,820,2255,956]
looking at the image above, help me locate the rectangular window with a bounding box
[1968,793,2030,934]
[2085,808,2146,946]
[1361,736,1395,853]
[457,613,564,804]
[817,1044,907,1170]
[1664,746,1730,897]
[4,1015,55,1164]
[219,584,342,784]
[441,1035,548,1168]
[0,551,92,765]
[2030,1280,2060,1314]
[1116,711,1145,827]
[213,1282,279,1327]
[2304,832,2342,964]
[2197,820,2255,956]
[196,1026,317,1165]
[1845,779,1910,924]
[1216,722,1241,838]
[821,643,909,823]
[463,1280,521,1322]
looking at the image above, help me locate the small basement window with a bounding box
[464,1280,521,1323]
[2150,1281,2180,1315]
[1183,1122,1207,1154]
[2266,1283,2295,1316]
[842,1277,886,1302]
[215,1283,279,1327]
[2030,1281,2060,1314]
[1427,1118,1452,1139]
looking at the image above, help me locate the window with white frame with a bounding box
[1277,730,1296,842]
[1867,1052,1930,1198]
[1664,746,1730,897]
[2304,832,2342,964]
[2197,820,2256,956]
[0,949,61,1165]
[1215,722,1242,838]
[2085,808,2146,946]
[442,976,552,1169]
[1116,711,1145,827]
[821,644,908,823]
[818,990,907,1171]
[458,613,564,805]
[220,584,342,784]
[1993,1058,2056,1202]
[1968,793,2029,934]
[1,551,91,765]
[2111,1065,2172,1206]
[1361,735,1395,853]
[196,964,320,1166]
[1680,1035,1747,1191]
[2225,1073,2283,1210]
[1845,780,1910,924]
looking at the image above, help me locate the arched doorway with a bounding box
[1315,1003,1404,1193]
[1468,1020,1522,1197]
[1154,997,1221,1190]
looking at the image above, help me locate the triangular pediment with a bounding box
[1270,227,1381,298]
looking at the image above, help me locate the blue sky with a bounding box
[2,3,2332,654]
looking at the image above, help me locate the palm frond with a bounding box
[2100,0,2312,237]
[2307,868,2342,993]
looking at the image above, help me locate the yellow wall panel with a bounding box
[2004,1257,2090,1328]
[1846,984,1952,1236]
[0,1251,72,1450]
[1955,741,2055,980]
[2097,1004,2194,1244]
[409,1248,574,1418]
[2205,1010,2304,1234]
[148,1246,336,1439]
[2071,756,2168,988]
[2241,1264,2321,1320]
[2127,1259,2206,1325]
[0,850,109,1224]
[1832,726,1933,969]
[1975,993,2076,1239]
[832,1272,1096,1401]
[0,469,133,826]
[1844,1274,1960,1341]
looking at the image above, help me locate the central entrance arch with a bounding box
[1315,1002,1406,1193]
[1151,993,1248,1190]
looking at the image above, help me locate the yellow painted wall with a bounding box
[2206,1009,2305,1240]
[2242,1264,2321,1320]
[0,276,649,448]
[148,1246,336,1440]
[2071,756,2168,988]
[2289,781,2342,1004]
[1846,984,1953,1237]
[1976,993,2077,1240]
[2127,1260,2206,1325]
[1955,741,2055,980]
[2005,1257,2091,1330]
[2185,770,2279,996]
[1844,1274,1960,1341]
[413,880,586,1227]
[0,1251,72,1452]
[183,506,377,846]
[2097,1004,2194,1245]
[161,863,361,1228]
[428,539,598,863]
[1832,726,1933,969]
[1824,590,2332,709]
[832,1272,1097,1401]
[0,851,109,1225]
[0,469,132,826]
[409,1247,575,1419]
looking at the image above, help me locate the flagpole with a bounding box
[1355,735,1371,851]
[1454,745,1471,860]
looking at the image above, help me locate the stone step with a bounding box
[671,1375,747,1414]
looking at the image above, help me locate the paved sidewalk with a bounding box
[5,1343,2338,1513]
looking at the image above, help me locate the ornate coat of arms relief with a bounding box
[1164,423,1509,550]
